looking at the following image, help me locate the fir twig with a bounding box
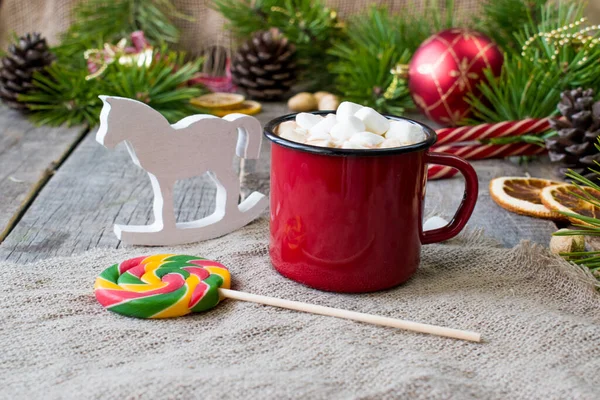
[486,132,552,145]
[20,50,204,127]
[476,0,547,51]
[212,0,342,89]
[55,0,184,62]
[328,2,456,114]
[467,1,600,124]
[551,162,600,279]
[19,65,101,127]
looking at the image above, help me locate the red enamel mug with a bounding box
[263,112,478,293]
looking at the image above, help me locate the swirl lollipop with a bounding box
[94,254,230,318]
[95,254,481,342]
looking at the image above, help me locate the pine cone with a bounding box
[545,88,600,181]
[230,29,296,100]
[0,32,54,110]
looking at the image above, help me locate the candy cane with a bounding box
[433,142,546,160]
[95,254,481,342]
[428,165,460,180]
[435,118,552,145]
[427,143,547,180]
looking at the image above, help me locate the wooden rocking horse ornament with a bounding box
[96,96,267,246]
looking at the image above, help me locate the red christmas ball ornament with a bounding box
[408,29,504,126]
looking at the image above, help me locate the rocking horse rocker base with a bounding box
[114,192,267,246]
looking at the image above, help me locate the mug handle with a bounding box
[420,152,478,244]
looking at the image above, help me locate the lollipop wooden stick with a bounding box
[219,288,481,343]
[95,255,481,343]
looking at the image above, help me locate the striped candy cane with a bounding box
[427,117,554,180]
[432,142,547,160]
[435,118,553,146]
[427,143,547,180]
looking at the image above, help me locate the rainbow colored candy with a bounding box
[94,254,231,319]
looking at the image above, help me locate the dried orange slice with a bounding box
[190,92,245,109]
[489,177,565,220]
[540,184,600,226]
[211,100,262,117]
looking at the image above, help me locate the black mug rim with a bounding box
[263,110,437,157]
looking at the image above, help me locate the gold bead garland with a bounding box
[384,64,408,100]
[521,17,600,64]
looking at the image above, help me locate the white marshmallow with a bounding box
[277,121,307,143]
[336,101,363,120]
[277,120,297,135]
[280,129,308,144]
[341,140,369,149]
[306,138,336,148]
[307,130,332,141]
[309,113,337,137]
[379,138,403,149]
[296,113,324,130]
[330,116,366,142]
[423,216,449,231]
[354,107,390,135]
[385,120,426,144]
[348,131,385,148]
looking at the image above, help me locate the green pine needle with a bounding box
[475,0,547,52]
[551,160,600,280]
[467,1,599,124]
[466,54,565,122]
[327,2,456,115]
[212,0,343,89]
[54,0,184,62]
[19,66,101,127]
[486,132,552,146]
[19,50,204,127]
[329,45,412,115]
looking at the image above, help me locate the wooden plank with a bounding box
[0,103,558,262]
[239,102,288,197]
[0,107,87,241]
[0,130,220,262]
[0,105,288,263]
[424,157,558,247]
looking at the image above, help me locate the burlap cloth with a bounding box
[3,0,600,53]
[1,217,599,399]
[0,0,482,53]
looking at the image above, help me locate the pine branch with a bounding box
[476,0,548,51]
[467,0,600,123]
[552,164,600,279]
[55,0,183,62]
[328,2,456,115]
[212,0,343,89]
[19,65,101,127]
[102,51,203,123]
[329,45,412,115]
[20,50,204,127]
[212,0,270,38]
[466,55,564,122]
[486,133,551,145]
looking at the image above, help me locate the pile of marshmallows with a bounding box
[277,101,426,149]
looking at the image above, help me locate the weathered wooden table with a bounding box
[0,104,559,263]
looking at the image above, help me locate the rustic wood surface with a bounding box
[0,103,559,262]
[0,107,86,242]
